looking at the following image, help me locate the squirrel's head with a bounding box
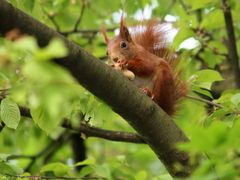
[102,16,135,63]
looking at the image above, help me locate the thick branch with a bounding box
[0,0,192,176]
[222,0,240,87]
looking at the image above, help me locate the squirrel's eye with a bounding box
[120,41,127,49]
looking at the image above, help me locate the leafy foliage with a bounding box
[0,0,240,179]
[0,98,20,129]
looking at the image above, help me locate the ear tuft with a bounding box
[120,15,132,42]
[100,26,109,44]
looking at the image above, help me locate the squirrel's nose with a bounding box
[113,57,119,62]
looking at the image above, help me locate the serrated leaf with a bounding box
[22,0,35,11]
[173,28,195,48]
[30,105,62,134]
[95,163,111,179]
[40,162,71,176]
[192,85,213,98]
[29,85,73,133]
[230,93,240,107]
[201,9,225,30]
[0,162,23,175]
[199,50,224,68]
[0,153,10,161]
[192,70,224,90]
[0,162,17,175]
[23,61,74,83]
[75,157,95,167]
[134,170,147,180]
[184,0,216,10]
[34,38,68,61]
[13,36,38,53]
[0,98,21,129]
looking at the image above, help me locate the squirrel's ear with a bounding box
[100,26,109,44]
[120,15,132,42]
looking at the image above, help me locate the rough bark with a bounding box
[0,0,193,176]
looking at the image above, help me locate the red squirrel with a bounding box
[102,16,187,116]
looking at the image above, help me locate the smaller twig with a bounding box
[186,95,223,108]
[73,2,86,32]
[24,130,71,172]
[179,0,190,14]
[61,27,116,36]
[7,154,35,161]
[42,9,60,31]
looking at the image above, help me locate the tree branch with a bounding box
[62,120,145,144]
[0,0,193,176]
[61,27,116,36]
[222,0,240,87]
[18,106,145,144]
[186,95,223,108]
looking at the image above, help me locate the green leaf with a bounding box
[0,98,21,129]
[0,162,23,175]
[173,28,195,48]
[199,50,224,68]
[13,36,38,53]
[134,170,147,180]
[0,162,17,175]
[192,85,213,98]
[230,93,240,107]
[95,163,111,179]
[30,99,64,134]
[201,9,225,30]
[34,38,68,61]
[22,0,35,11]
[23,61,74,83]
[192,70,224,90]
[179,121,228,153]
[40,162,72,177]
[0,154,10,161]
[79,166,94,178]
[75,157,95,167]
[184,0,216,10]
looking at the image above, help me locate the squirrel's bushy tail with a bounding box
[131,19,187,106]
[131,19,173,61]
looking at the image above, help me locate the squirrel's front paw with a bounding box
[117,60,128,69]
[140,87,155,99]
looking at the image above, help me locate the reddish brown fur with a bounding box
[104,17,187,116]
